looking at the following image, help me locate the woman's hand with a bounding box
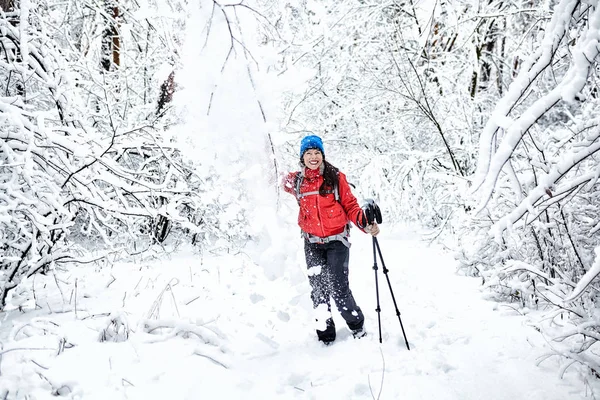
[365,222,380,237]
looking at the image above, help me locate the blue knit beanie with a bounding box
[299,135,325,158]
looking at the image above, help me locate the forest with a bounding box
[2,0,600,391]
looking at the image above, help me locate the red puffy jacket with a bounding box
[283,167,365,238]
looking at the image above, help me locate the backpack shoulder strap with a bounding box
[334,171,340,202]
[294,171,303,203]
[334,182,340,202]
[334,172,357,203]
[296,170,341,202]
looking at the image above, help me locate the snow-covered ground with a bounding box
[0,226,589,399]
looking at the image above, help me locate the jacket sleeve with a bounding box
[338,172,367,232]
[282,172,299,196]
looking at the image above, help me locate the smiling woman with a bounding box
[303,149,323,170]
[282,134,380,345]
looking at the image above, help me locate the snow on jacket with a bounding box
[283,167,365,238]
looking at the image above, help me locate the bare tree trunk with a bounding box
[469,20,497,97]
[1,0,24,97]
[101,1,120,71]
[497,17,506,96]
[0,0,15,12]
[469,1,506,98]
[156,71,175,116]
[111,6,120,67]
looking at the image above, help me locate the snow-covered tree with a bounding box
[262,0,480,228]
[461,0,600,379]
[0,0,205,309]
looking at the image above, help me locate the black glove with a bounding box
[357,210,368,228]
[362,199,382,225]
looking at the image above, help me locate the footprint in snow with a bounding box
[249,293,265,303]
[277,311,290,322]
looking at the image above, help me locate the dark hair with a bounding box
[320,160,339,196]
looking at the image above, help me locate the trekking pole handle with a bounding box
[363,199,383,225]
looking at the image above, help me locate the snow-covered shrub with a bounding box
[0,5,81,307]
[99,312,131,343]
[0,0,254,309]
[459,0,600,381]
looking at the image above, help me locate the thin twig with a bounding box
[193,350,228,369]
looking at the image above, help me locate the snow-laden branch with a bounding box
[501,259,579,305]
[565,246,600,303]
[471,0,583,207]
[491,127,600,237]
[141,318,230,368]
[0,3,212,308]
[539,328,600,379]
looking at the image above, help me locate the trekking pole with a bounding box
[372,236,383,344]
[363,199,410,350]
[374,237,410,350]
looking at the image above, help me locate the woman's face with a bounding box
[303,149,323,170]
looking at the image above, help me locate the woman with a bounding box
[283,135,380,345]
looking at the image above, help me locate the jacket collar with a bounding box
[302,165,323,180]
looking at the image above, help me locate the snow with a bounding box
[565,246,600,303]
[0,227,588,399]
[471,0,583,209]
[491,136,600,236]
[2,0,598,398]
[18,0,29,67]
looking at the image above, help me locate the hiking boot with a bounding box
[352,327,367,339]
[316,318,336,344]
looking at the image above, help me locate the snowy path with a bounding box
[0,227,588,399]
[215,229,585,400]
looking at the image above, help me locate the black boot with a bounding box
[351,327,367,339]
[317,318,336,344]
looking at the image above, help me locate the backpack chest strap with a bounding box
[302,226,351,248]
[297,189,334,199]
[295,173,339,202]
